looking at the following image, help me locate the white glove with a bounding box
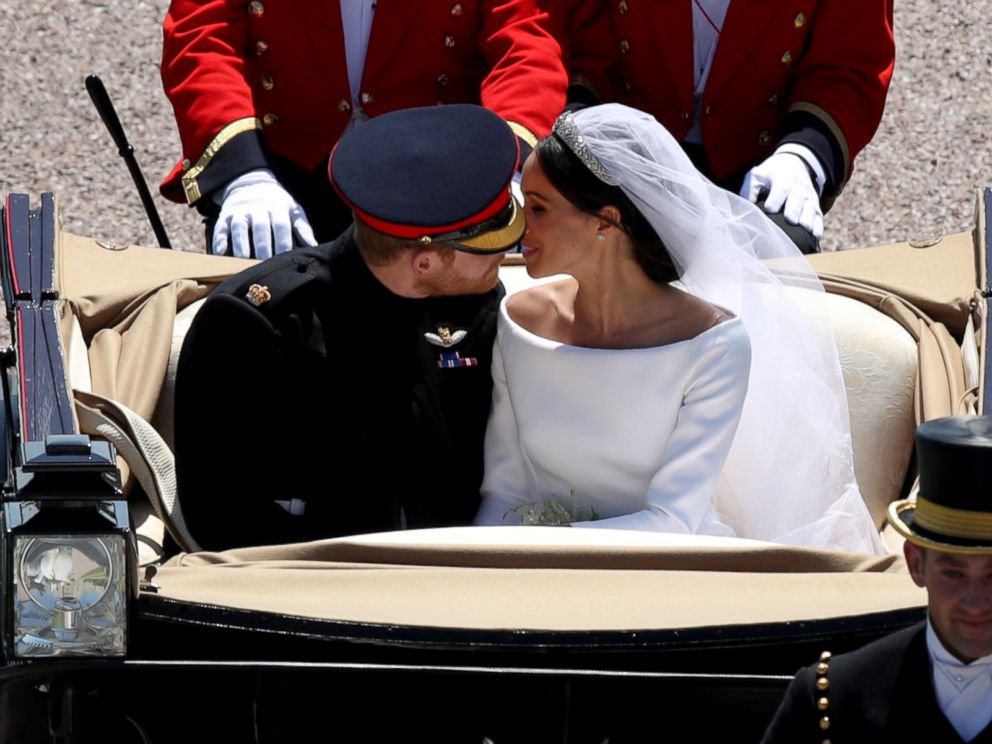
[212,169,317,259]
[740,151,824,240]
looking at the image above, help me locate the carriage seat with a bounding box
[137,265,916,556]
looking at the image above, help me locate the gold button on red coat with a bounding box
[768,93,780,104]
[781,50,793,65]
[618,0,628,13]
[450,3,463,16]
[758,130,771,145]
[181,158,191,171]
[261,75,274,90]
[262,113,279,127]
[619,39,630,53]
[360,92,374,105]
[794,12,806,28]
[444,35,456,48]
[254,40,269,55]
[337,99,351,113]
[436,73,450,87]
[248,1,264,17]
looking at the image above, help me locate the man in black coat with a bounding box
[174,104,523,550]
[762,416,992,743]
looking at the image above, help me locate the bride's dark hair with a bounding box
[536,134,679,283]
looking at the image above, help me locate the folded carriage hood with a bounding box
[149,528,923,633]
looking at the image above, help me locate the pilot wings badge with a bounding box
[424,326,467,348]
[426,325,478,368]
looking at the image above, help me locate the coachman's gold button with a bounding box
[619,39,630,53]
[758,130,771,145]
[261,75,274,90]
[768,93,780,105]
[360,91,374,105]
[681,110,690,121]
[249,1,264,17]
[817,697,829,711]
[338,99,351,113]
[781,50,793,65]
[444,34,456,48]
[181,158,191,171]
[819,716,831,731]
[794,11,806,28]
[619,0,628,13]
[816,677,829,691]
[254,39,269,55]
[436,73,450,87]
[704,105,712,115]
[450,3,463,16]
[262,113,279,127]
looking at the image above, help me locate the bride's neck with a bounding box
[569,249,673,344]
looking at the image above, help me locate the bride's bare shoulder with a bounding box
[505,279,575,334]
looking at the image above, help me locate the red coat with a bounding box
[599,0,894,189]
[161,0,569,203]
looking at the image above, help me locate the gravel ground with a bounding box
[0,0,989,309]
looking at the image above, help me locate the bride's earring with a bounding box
[596,233,606,241]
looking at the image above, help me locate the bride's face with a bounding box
[519,153,601,278]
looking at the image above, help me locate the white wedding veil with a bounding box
[562,104,883,554]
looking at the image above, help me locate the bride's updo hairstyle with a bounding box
[537,131,679,284]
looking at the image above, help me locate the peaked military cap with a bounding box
[889,415,992,552]
[329,104,523,254]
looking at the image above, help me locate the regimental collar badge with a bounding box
[246,283,271,307]
[424,325,467,348]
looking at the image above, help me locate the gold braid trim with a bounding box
[181,117,262,205]
[505,121,538,150]
[914,496,992,540]
[786,102,851,192]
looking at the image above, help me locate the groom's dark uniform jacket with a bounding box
[174,229,502,550]
[761,622,992,743]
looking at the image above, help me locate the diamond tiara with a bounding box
[552,111,620,186]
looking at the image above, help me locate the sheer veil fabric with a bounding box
[568,104,883,554]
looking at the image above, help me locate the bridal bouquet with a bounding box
[505,492,599,526]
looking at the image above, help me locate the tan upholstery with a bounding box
[789,289,917,526]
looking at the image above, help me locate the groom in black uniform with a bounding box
[174,104,523,550]
[762,415,992,743]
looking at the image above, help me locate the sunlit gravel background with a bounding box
[0,0,989,342]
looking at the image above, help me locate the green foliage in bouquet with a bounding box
[504,491,599,526]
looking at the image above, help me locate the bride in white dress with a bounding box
[474,104,883,555]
